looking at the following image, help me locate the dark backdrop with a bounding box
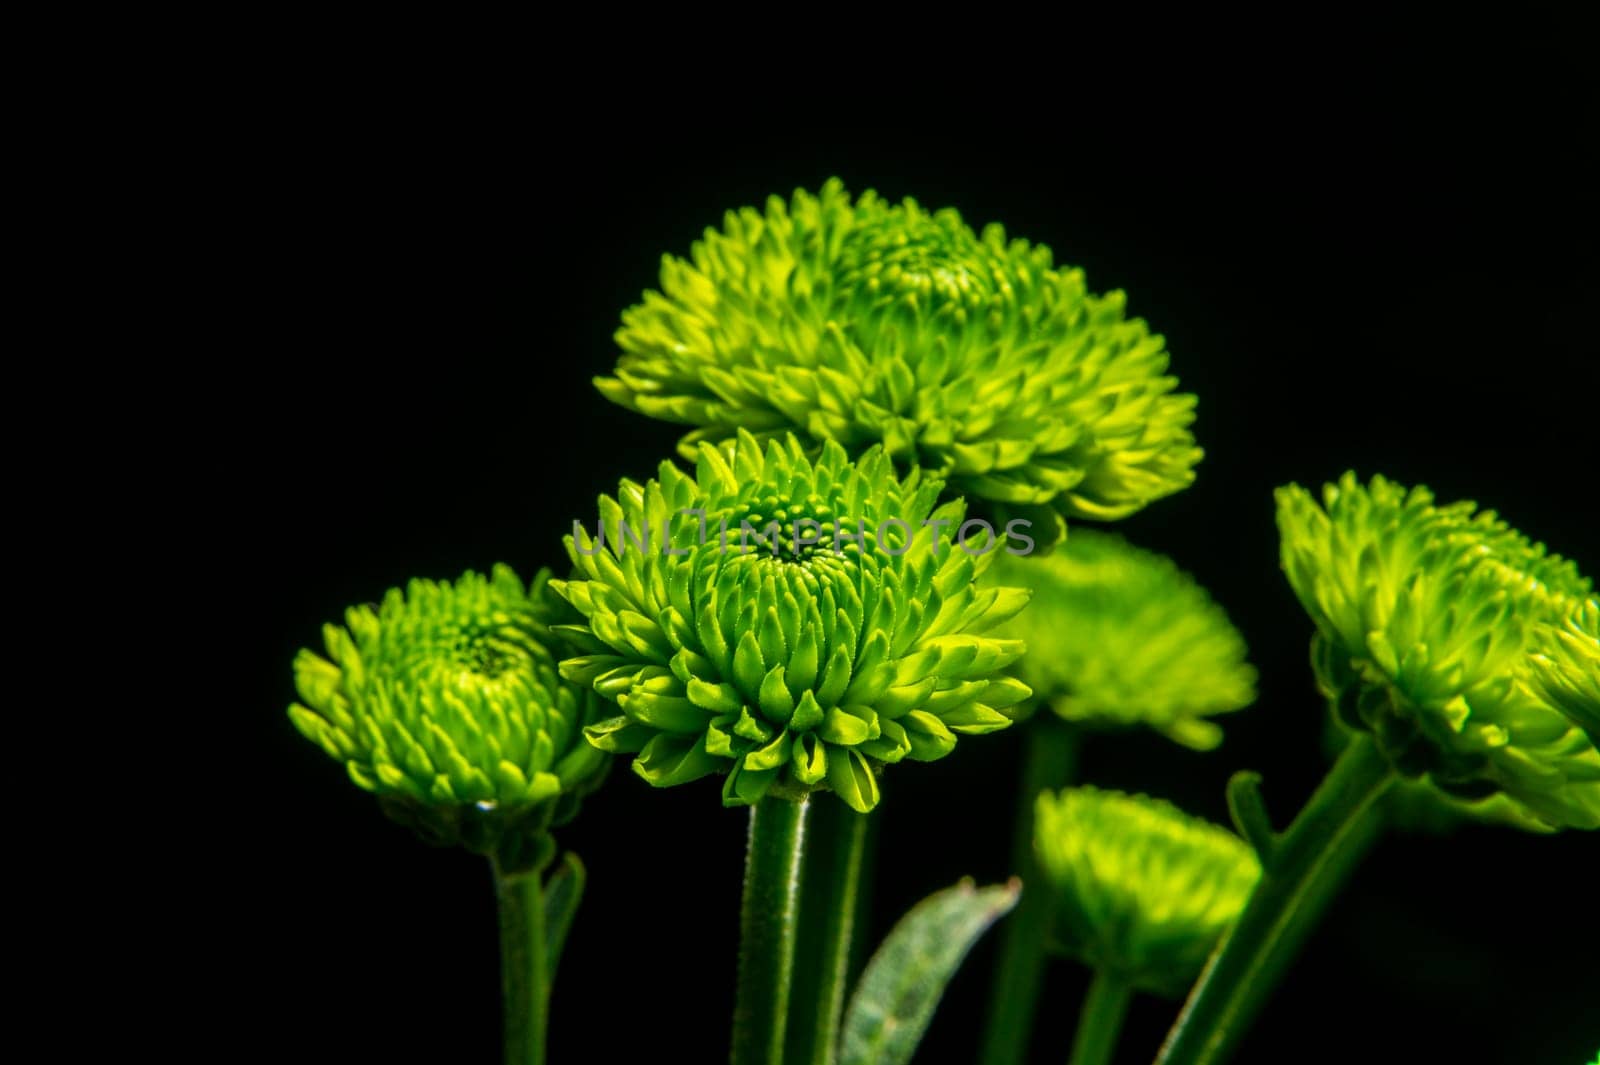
[221,54,1597,1065]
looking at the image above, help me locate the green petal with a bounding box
[758,665,797,722]
[619,691,710,733]
[633,733,721,787]
[734,631,766,698]
[940,703,1014,735]
[827,748,881,813]
[585,715,653,754]
[901,711,958,761]
[687,677,744,714]
[723,761,781,806]
[745,730,794,772]
[792,732,828,785]
[790,690,826,733]
[820,706,873,746]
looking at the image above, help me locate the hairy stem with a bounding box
[787,800,871,1065]
[732,794,811,1065]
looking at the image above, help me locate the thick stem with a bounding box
[732,794,811,1065]
[494,857,549,1065]
[786,801,872,1065]
[980,716,1079,1065]
[1068,970,1133,1065]
[1156,735,1393,1065]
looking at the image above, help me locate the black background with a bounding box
[215,44,1597,1065]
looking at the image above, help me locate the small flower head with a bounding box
[289,565,610,869]
[983,529,1255,749]
[1278,473,1600,830]
[1527,597,1600,746]
[1034,787,1260,994]
[596,180,1201,542]
[554,429,1032,812]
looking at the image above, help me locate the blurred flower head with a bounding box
[289,565,610,869]
[596,179,1201,543]
[983,529,1255,749]
[1279,473,1599,830]
[554,429,1032,812]
[1034,786,1260,994]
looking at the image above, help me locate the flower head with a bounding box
[1278,473,1600,830]
[1527,597,1600,745]
[553,429,1032,812]
[289,565,610,869]
[982,529,1255,749]
[596,180,1201,542]
[1033,786,1260,994]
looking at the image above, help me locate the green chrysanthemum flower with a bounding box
[1528,597,1600,745]
[596,180,1201,542]
[1033,787,1260,995]
[982,528,1255,750]
[1278,473,1600,830]
[289,565,610,869]
[552,429,1033,812]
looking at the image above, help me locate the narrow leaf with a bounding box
[1226,770,1277,862]
[543,852,586,982]
[839,878,1021,1065]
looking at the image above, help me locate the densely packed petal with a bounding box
[596,180,1201,542]
[1278,473,1599,829]
[983,529,1255,749]
[1034,787,1260,994]
[554,430,1032,811]
[289,565,610,866]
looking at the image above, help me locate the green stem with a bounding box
[1252,797,1383,996]
[494,857,549,1065]
[733,794,811,1065]
[1068,970,1133,1065]
[846,805,879,980]
[1156,734,1393,1065]
[813,806,868,1059]
[980,716,1079,1065]
[786,801,871,1065]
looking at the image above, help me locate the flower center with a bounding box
[719,502,871,572]
[834,215,999,310]
[456,630,512,676]
[422,618,540,683]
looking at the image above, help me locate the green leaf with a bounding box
[542,852,585,982]
[838,878,1021,1065]
[1226,770,1277,862]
